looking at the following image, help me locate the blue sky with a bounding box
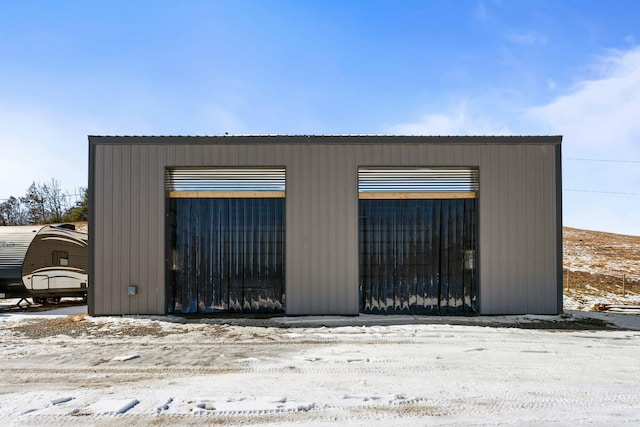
[1,0,640,235]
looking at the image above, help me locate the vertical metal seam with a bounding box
[556,142,564,314]
[87,138,95,315]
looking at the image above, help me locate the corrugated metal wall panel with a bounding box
[106,144,117,314]
[545,144,562,312]
[134,145,156,315]
[476,147,491,313]
[91,144,166,315]
[517,146,529,311]
[284,144,359,315]
[529,145,555,313]
[555,144,564,314]
[495,145,516,313]
[95,145,111,315]
[507,146,521,312]
[283,146,308,314]
[331,145,359,314]
[120,146,132,314]
[115,145,126,314]
[309,146,329,313]
[472,144,560,314]
[490,146,504,312]
[89,136,561,316]
[152,147,166,314]
[526,147,540,312]
[129,145,140,314]
[343,145,361,313]
[136,145,148,314]
[525,146,538,312]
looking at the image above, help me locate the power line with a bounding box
[564,157,640,164]
[565,189,640,196]
[563,157,639,196]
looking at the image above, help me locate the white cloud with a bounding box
[389,102,512,136]
[508,31,548,45]
[527,47,640,158]
[527,47,640,235]
[388,47,640,235]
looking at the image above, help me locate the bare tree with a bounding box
[21,182,46,224]
[43,178,66,222]
[2,179,84,225]
[0,196,27,225]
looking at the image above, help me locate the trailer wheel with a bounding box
[51,297,62,304]
[33,297,46,305]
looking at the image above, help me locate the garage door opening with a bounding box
[166,168,285,314]
[359,168,478,314]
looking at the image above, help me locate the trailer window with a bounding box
[52,251,69,266]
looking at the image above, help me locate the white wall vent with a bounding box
[166,168,285,198]
[358,167,478,199]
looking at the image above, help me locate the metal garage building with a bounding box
[88,135,562,316]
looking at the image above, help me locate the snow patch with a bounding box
[112,353,140,362]
[51,396,74,405]
[76,399,140,415]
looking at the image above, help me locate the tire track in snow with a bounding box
[12,391,640,426]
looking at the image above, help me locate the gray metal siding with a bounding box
[285,145,359,314]
[474,144,559,314]
[555,144,564,314]
[89,136,561,316]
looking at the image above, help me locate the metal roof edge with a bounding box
[88,135,563,145]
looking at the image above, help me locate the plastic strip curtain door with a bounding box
[359,199,477,314]
[168,198,285,313]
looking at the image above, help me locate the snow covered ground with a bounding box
[0,227,638,425]
[564,287,640,312]
[1,301,640,426]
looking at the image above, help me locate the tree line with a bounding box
[0,179,88,226]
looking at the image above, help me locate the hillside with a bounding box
[563,227,640,311]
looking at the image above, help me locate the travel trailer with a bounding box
[0,224,88,303]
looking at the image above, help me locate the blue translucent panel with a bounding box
[168,198,285,314]
[359,199,477,314]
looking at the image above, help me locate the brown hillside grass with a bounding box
[563,227,640,296]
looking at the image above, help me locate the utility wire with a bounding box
[564,157,640,164]
[565,189,640,196]
[563,157,639,195]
